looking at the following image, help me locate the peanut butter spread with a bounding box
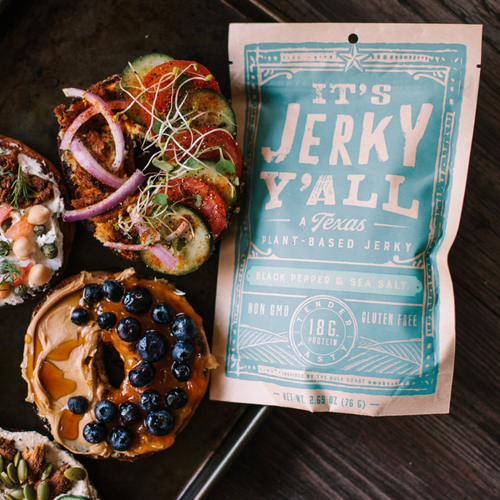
[21,268,216,459]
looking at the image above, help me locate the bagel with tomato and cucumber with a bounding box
[0,135,74,307]
[54,53,243,276]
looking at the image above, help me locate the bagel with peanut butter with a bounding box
[0,135,74,307]
[21,268,217,460]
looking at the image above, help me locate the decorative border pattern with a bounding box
[226,42,466,395]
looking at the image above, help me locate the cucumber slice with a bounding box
[141,204,213,276]
[119,53,174,125]
[182,89,237,136]
[182,160,237,216]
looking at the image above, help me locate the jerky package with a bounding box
[211,23,482,415]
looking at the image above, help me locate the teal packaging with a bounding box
[212,24,482,415]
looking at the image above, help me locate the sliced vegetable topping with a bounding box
[59,99,131,151]
[165,127,242,178]
[167,177,226,239]
[141,204,213,276]
[70,138,125,189]
[62,88,126,171]
[63,169,145,222]
[142,60,220,117]
[119,53,174,125]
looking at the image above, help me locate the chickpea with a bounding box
[28,264,52,288]
[0,283,10,299]
[27,205,51,225]
[13,237,36,259]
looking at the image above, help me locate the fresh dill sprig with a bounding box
[10,165,34,210]
[0,241,11,257]
[0,258,21,286]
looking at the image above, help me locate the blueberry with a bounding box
[145,410,174,436]
[97,312,117,331]
[172,342,193,363]
[67,396,89,414]
[109,426,133,451]
[137,331,168,363]
[172,363,192,382]
[83,284,103,303]
[95,401,118,424]
[166,388,188,409]
[102,280,124,302]
[116,317,142,342]
[151,303,174,324]
[71,308,89,326]
[140,390,161,412]
[83,422,107,444]
[122,286,153,314]
[128,362,155,387]
[171,314,197,341]
[119,401,141,426]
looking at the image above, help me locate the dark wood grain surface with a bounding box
[206,1,500,499]
[0,0,498,499]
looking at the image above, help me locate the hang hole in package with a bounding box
[211,23,482,415]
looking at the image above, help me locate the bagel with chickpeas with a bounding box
[0,135,74,306]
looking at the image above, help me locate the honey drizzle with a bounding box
[39,361,77,400]
[59,409,84,440]
[46,336,84,362]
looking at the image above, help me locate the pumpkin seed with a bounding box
[13,450,21,467]
[0,454,4,472]
[36,481,50,500]
[63,466,87,481]
[9,488,25,499]
[7,462,19,483]
[4,494,15,500]
[40,462,53,480]
[17,458,28,483]
[24,484,36,500]
[1,470,15,488]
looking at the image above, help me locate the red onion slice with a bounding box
[63,169,145,222]
[134,222,178,270]
[148,243,178,270]
[63,88,126,171]
[70,138,125,189]
[103,242,147,251]
[59,99,131,151]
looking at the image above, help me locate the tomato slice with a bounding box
[167,178,226,239]
[12,262,33,286]
[5,216,32,240]
[166,127,242,178]
[141,61,220,127]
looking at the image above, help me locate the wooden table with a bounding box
[1,0,498,499]
[205,1,500,499]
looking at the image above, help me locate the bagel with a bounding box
[21,268,217,460]
[0,135,74,306]
[0,427,99,499]
[54,54,244,276]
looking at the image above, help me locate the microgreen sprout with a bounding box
[117,61,240,252]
